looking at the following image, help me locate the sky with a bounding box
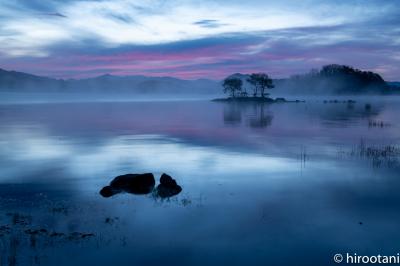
[0,0,399,80]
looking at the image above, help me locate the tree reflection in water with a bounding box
[223,102,273,128]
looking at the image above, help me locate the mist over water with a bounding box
[0,97,400,265]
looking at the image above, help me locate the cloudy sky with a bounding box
[0,0,399,80]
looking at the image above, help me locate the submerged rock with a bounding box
[160,173,178,186]
[154,173,182,198]
[100,173,155,197]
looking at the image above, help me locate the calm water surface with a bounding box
[0,98,399,265]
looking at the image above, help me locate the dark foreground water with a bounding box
[0,97,399,265]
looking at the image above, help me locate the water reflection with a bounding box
[223,104,242,125]
[0,98,399,266]
[318,103,381,122]
[223,102,273,128]
[247,104,273,128]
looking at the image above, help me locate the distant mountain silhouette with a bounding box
[0,68,63,91]
[0,68,220,95]
[0,65,398,96]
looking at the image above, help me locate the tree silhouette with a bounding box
[287,64,388,93]
[222,77,242,97]
[247,73,274,97]
[247,74,259,97]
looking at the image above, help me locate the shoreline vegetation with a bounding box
[213,64,396,102]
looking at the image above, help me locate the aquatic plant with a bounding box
[368,120,391,128]
[345,140,400,168]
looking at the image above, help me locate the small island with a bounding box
[212,72,303,103]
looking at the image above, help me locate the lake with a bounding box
[0,97,399,265]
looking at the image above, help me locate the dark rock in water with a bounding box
[100,173,155,197]
[99,186,118,198]
[100,173,182,199]
[110,173,155,194]
[155,173,182,198]
[160,173,178,186]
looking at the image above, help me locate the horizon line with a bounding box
[1,66,398,83]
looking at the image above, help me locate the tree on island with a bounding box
[247,73,274,97]
[222,77,242,97]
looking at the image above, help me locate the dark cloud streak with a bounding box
[193,19,228,28]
